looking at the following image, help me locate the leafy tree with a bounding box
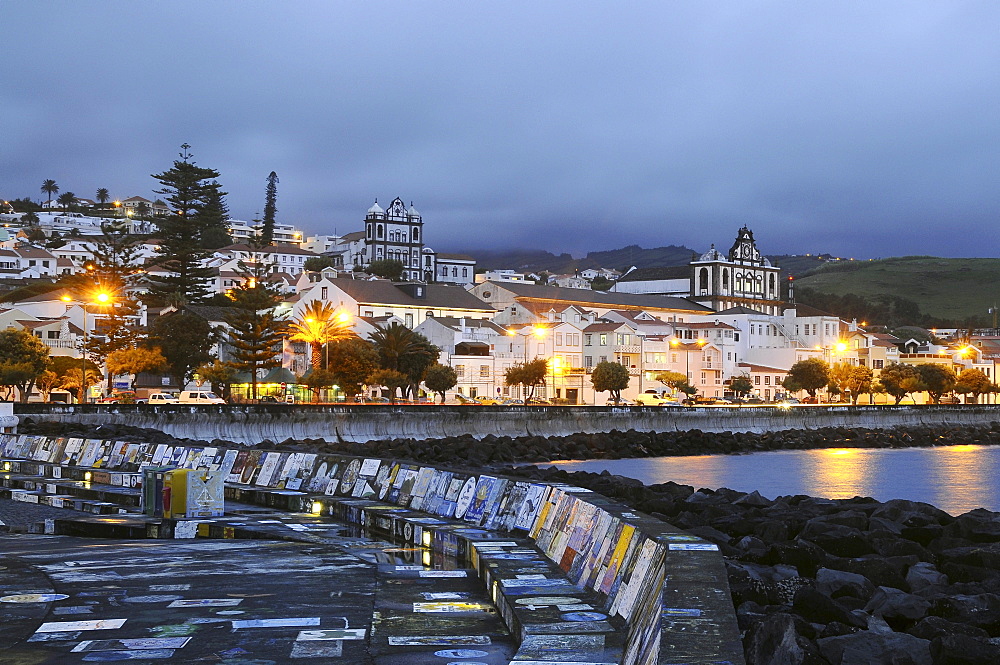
[34,370,60,402]
[878,362,923,405]
[41,179,58,208]
[224,247,286,400]
[286,301,354,371]
[49,355,101,403]
[304,256,336,272]
[95,188,110,216]
[21,210,40,225]
[149,311,217,389]
[729,374,754,398]
[261,171,278,245]
[590,276,614,291]
[504,358,548,399]
[57,191,76,211]
[838,365,875,404]
[367,368,409,403]
[148,144,227,304]
[655,371,688,391]
[828,362,875,403]
[0,329,50,402]
[326,337,379,398]
[106,347,167,391]
[397,335,439,398]
[917,363,957,404]
[299,368,335,403]
[784,358,829,398]
[954,368,993,404]
[591,361,630,402]
[424,364,458,403]
[25,226,46,243]
[195,360,240,401]
[366,259,404,281]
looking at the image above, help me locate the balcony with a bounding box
[43,339,76,350]
[615,345,641,353]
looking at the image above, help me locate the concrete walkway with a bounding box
[0,514,519,664]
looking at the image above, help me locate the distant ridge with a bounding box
[454,244,833,276]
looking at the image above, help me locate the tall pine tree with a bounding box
[261,171,278,245]
[148,144,227,305]
[199,184,233,249]
[224,241,286,400]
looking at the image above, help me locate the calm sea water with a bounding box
[550,445,1000,516]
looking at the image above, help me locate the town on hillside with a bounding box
[1,186,995,406]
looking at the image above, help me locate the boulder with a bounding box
[944,509,1000,544]
[798,522,874,558]
[907,615,990,641]
[815,567,876,602]
[930,593,1000,633]
[929,633,1000,665]
[817,631,931,665]
[743,613,826,665]
[906,562,949,596]
[792,587,863,627]
[864,586,931,630]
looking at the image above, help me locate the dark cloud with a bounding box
[2,2,997,258]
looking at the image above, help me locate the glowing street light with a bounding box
[61,290,113,403]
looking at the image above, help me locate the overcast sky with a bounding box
[2,2,997,259]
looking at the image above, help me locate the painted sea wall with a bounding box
[13,403,1000,445]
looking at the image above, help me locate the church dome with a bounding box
[699,244,723,261]
[367,200,383,215]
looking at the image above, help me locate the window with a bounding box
[441,266,447,276]
[455,365,465,377]
[584,334,592,346]
[321,287,328,300]
[363,310,373,317]
[462,268,468,278]
[377,225,384,239]
[480,365,490,378]
[405,313,413,328]
[754,376,761,385]
[873,359,884,369]
[452,267,458,277]
[584,356,593,368]
[600,334,607,345]
[47,330,59,339]
[555,333,563,345]
[764,376,771,385]
[599,356,607,363]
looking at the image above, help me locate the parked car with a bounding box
[177,390,226,405]
[500,398,525,406]
[137,393,178,404]
[472,396,503,406]
[258,395,282,403]
[634,391,677,406]
[606,398,634,406]
[98,391,136,404]
[525,397,552,406]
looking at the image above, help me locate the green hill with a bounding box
[794,257,1000,325]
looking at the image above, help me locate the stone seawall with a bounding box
[14,404,1000,445]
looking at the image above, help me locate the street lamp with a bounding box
[671,338,706,385]
[62,291,111,403]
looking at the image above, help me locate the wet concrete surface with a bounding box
[0,521,516,664]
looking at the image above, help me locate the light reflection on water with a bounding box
[549,444,1000,516]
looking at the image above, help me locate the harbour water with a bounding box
[550,444,1000,516]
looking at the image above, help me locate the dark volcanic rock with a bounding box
[817,631,932,665]
[929,633,1000,665]
[743,613,826,665]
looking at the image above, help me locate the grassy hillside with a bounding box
[795,257,1000,324]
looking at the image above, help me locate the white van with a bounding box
[177,390,226,405]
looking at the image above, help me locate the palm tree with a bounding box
[96,188,110,218]
[57,191,76,211]
[369,322,423,371]
[41,179,58,209]
[286,301,354,371]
